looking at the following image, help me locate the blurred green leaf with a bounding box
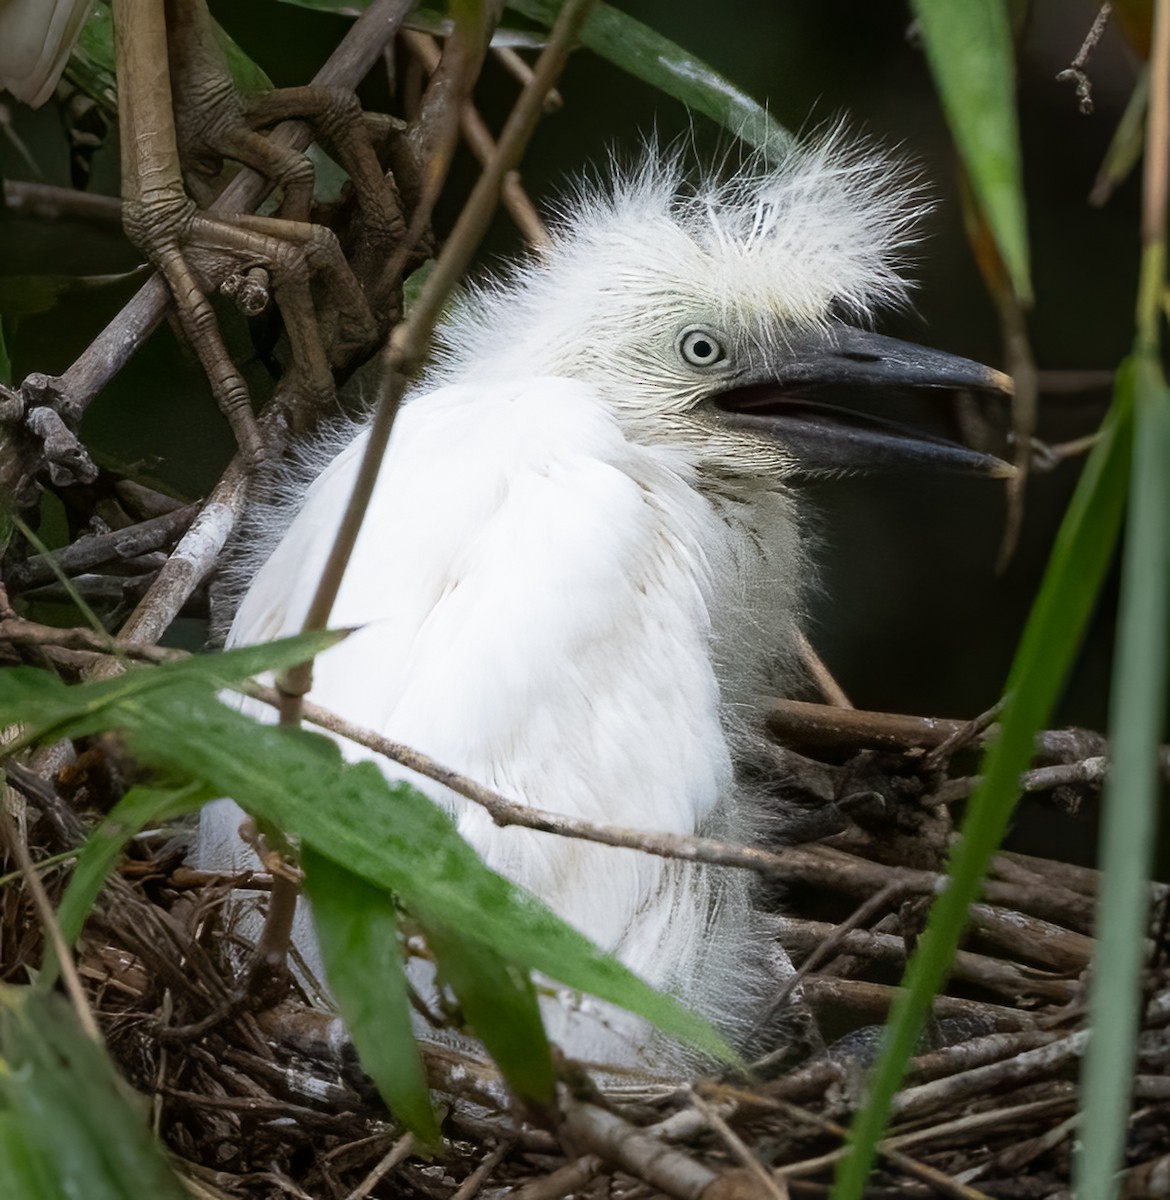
[0,988,187,1200]
[1090,67,1149,207]
[71,0,271,114]
[304,848,441,1143]
[1076,355,1170,1196]
[911,0,1031,301]
[507,0,793,156]
[0,270,149,318]
[834,370,1134,1199]
[0,318,10,387]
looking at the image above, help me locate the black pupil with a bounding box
[691,338,713,360]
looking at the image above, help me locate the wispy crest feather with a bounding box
[426,131,926,390]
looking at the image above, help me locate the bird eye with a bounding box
[677,327,727,368]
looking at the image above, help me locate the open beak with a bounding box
[710,326,1016,478]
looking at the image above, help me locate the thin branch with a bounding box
[404,31,552,249]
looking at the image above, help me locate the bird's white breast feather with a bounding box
[205,375,794,1066]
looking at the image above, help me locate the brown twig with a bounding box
[1,179,122,222]
[404,31,552,249]
[7,504,199,590]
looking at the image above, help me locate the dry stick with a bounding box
[341,1132,415,1200]
[7,504,199,589]
[763,1098,996,1200]
[688,1090,789,1200]
[2,180,123,223]
[995,288,1039,570]
[0,809,102,1042]
[449,1138,515,1200]
[510,1155,603,1200]
[558,1096,756,1200]
[891,1029,1090,1121]
[772,916,1077,1004]
[794,630,852,709]
[114,457,251,648]
[492,44,565,112]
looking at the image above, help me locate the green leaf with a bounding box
[507,0,793,156]
[427,918,555,1105]
[0,988,188,1200]
[110,683,733,1063]
[1076,354,1170,1199]
[1090,67,1149,208]
[302,848,441,1144]
[71,0,271,114]
[0,271,150,318]
[833,368,1134,1199]
[0,630,345,751]
[911,0,1031,301]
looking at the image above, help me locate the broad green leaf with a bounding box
[507,0,793,156]
[911,0,1031,301]
[302,848,441,1144]
[0,988,188,1200]
[0,630,345,750]
[1076,354,1170,1199]
[427,918,554,1105]
[834,369,1134,1199]
[108,683,733,1063]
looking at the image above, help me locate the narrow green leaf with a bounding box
[110,684,733,1063]
[302,848,441,1144]
[0,630,345,751]
[0,988,188,1200]
[507,0,793,156]
[426,919,555,1105]
[1076,355,1170,1198]
[833,370,1135,1199]
[1090,67,1149,207]
[911,0,1031,300]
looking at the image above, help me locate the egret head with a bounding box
[427,135,1012,482]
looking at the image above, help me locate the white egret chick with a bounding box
[200,139,1011,1071]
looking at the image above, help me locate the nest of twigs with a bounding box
[3,697,1170,1200]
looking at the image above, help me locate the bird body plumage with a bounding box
[200,139,991,1070]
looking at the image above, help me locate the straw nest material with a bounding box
[3,691,1169,1200]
